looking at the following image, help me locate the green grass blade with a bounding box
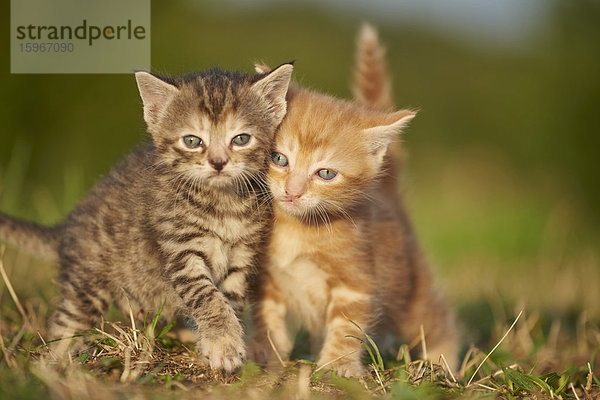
[345,334,377,370]
[157,321,176,339]
[346,318,384,371]
[503,367,553,394]
[363,331,384,372]
[150,300,166,336]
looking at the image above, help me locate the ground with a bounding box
[0,246,598,399]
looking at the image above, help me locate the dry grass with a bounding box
[1,241,598,399]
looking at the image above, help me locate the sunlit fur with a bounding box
[141,68,290,192]
[267,89,412,222]
[0,64,294,372]
[250,86,457,376]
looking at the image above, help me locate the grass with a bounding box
[1,146,598,399]
[0,244,598,399]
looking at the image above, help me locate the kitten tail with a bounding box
[0,212,61,262]
[352,23,394,111]
[353,23,405,198]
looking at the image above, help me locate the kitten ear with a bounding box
[363,110,416,167]
[251,62,294,125]
[254,63,271,74]
[135,71,179,128]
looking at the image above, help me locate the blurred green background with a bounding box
[1,0,599,344]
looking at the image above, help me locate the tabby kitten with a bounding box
[249,42,457,376]
[0,63,293,371]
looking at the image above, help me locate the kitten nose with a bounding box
[285,175,306,201]
[209,158,228,171]
[285,190,303,201]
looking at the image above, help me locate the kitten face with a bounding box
[269,89,414,220]
[154,97,270,189]
[135,65,293,189]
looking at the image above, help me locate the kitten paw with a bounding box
[248,340,270,365]
[47,326,87,359]
[199,334,246,372]
[248,338,284,367]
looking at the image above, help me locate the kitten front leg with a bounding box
[317,286,372,377]
[193,290,246,372]
[167,252,245,372]
[218,265,250,315]
[249,274,293,366]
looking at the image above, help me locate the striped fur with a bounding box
[0,213,61,262]
[249,83,457,376]
[1,64,293,372]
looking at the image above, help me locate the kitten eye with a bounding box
[182,135,202,149]
[317,169,337,180]
[271,152,288,167]
[232,134,251,146]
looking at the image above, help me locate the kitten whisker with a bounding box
[316,203,333,235]
[320,199,358,230]
[184,175,196,206]
[313,208,323,233]
[141,157,168,177]
[232,173,243,198]
[238,170,257,208]
[171,174,188,209]
[249,169,270,193]
[249,170,274,211]
[256,192,274,212]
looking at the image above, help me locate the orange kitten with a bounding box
[351,23,458,366]
[249,30,458,376]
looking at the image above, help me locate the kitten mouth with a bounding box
[205,171,233,187]
[278,198,302,211]
[208,171,230,179]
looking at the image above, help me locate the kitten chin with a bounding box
[270,184,321,218]
[192,168,237,188]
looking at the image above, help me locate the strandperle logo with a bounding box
[11,0,150,74]
[15,19,147,46]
